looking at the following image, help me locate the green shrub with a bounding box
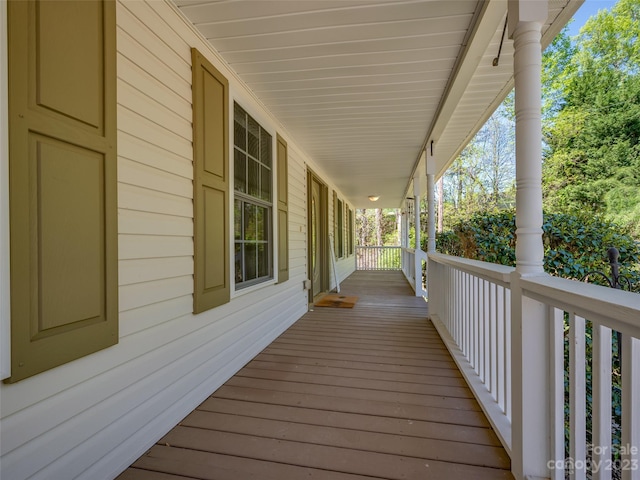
[431,210,640,291]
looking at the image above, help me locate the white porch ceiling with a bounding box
[173,0,582,208]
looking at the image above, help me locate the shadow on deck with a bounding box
[118,271,513,480]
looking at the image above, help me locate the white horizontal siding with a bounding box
[0,1,354,479]
[118,131,192,179]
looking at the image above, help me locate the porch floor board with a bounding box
[119,271,513,480]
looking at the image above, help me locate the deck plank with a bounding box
[245,359,467,385]
[118,271,513,480]
[212,385,492,427]
[198,397,502,446]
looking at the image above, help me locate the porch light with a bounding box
[368,195,379,202]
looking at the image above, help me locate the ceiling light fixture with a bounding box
[368,195,379,202]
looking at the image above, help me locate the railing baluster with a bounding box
[482,279,489,384]
[550,306,565,480]
[497,285,505,412]
[592,323,612,480]
[504,287,511,422]
[490,282,497,401]
[454,269,460,346]
[621,334,639,480]
[472,274,476,366]
[465,272,470,360]
[471,275,476,369]
[477,277,480,376]
[570,313,587,480]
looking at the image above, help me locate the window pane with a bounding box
[234,200,242,240]
[257,243,268,278]
[244,203,256,241]
[235,243,243,283]
[234,104,246,150]
[234,150,246,193]
[260,165,271,202]
[245,244,257,280]
[248,116,259,158]
[256,205,265,241]
[248,158,260,198]
[260,129,272,167]
[261,206,270,241]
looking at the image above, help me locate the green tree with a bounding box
[441,94,516,229]
[542,0,640,237]
[355,209,400,246]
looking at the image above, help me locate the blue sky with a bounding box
[566,0,618,37]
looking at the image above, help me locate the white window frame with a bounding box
[232,101,275,291]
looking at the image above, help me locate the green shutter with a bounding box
[333,190,340,259]
[192,48,230,313]
[7,0,118,383]
[276,134,289,283]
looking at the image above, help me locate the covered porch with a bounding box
[118,271,513,480]
[1,1,638,480]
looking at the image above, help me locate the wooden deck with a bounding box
[118,271,513,480]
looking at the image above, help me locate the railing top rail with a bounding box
[428,252,514,286]
[356,245,401,249]
[521,274,640,338]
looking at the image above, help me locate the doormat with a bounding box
[315,294,358,308]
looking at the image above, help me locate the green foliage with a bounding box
[441,94,516,229]
[356,208,400,246]
[542,0,640,237]
[433,210,640,291]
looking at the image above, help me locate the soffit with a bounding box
[174,0,581,208]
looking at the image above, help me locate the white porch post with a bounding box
[413,175,423,295]
[508,1,549,480]
[426,144,436,254]
[413,175,421,251]
[402,200,409,249]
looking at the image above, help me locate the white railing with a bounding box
[401,247,427,296]
[427,253,640,480]
[428,253,514,450]
[521,275,640,480]
[401,247,414,282]
[355,246,401,271]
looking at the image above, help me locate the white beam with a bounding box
[426,143,436,254]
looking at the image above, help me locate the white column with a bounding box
[508,2,549,479]
[426,144,436,254]
[413,176,421,251]
[512,3,545,276]
[413,175,423,296]
[403,201,409,248]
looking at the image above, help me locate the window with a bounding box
[234,103,273,288]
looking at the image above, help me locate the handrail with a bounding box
[521,274,640,338]
[428,252,513,285]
